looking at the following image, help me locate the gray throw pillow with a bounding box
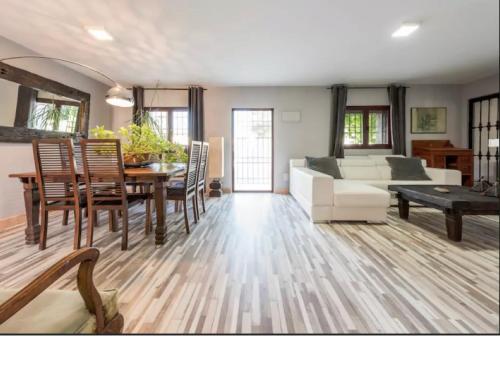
[386,157,431,180]
[305,156,343,179]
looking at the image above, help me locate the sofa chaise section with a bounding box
[289,156,462,223]
[289,161,334,222]
[290,159,390,223]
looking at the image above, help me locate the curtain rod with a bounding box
[127,87,207,91]
[326,85,409,90]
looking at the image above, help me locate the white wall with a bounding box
[109,84,481,193]
[0,79,19,126]
[204,85,470,191]
[406,85,463,153]
[205,87,330,192]
[107,80,498,195]
[0,36,112,219]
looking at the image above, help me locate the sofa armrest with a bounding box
[425,168,462,185]
[290,167,334,206]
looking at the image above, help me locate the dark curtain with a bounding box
[132,86,144,125]
[328,85,348,158]
[188,86,204,142]
[387,85,407,155]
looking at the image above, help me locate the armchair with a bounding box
[0,248,123,334]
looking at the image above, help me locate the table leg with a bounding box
[397,195,409,220]
[445,211,462,241]
[154,177,168,245]
[22,178,40,244]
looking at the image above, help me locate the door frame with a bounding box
[231,108,274,193]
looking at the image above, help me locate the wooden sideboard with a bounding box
[412,140,473,186]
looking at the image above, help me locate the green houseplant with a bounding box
[118,123,162,164]
[90,125,115,139]
[90,123,187,165]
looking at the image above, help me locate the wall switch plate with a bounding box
[283,173,289,182]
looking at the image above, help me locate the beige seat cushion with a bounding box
[333,180,390,208]
[0,288,118,334]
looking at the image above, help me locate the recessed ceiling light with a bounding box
[392,23,420,38]
[85,27,113,41]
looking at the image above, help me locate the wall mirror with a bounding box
[0,62,90,142]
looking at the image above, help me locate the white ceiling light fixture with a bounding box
[0,55,134,107]
[105,85,134,107]
[392,23,420,38]
[85,26,114,41]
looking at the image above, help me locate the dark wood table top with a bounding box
[9,162,186,180]
[388,185,499,211]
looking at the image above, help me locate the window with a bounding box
[144,107,189,146]
[172,110,188,146]
[148,110,169,139]
[344,106,391,149]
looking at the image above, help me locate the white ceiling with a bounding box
[0,0,498,87]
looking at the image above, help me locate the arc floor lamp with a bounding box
[0,55,134,107]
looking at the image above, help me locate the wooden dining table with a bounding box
[9,162,185,246]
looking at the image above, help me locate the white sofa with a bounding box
[289,155,462,223]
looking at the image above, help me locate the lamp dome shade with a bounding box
[105,85,134,107]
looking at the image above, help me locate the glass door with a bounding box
[232,109,273,192]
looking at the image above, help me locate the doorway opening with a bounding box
[232,109,274,192]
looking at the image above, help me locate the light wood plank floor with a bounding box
[0,194,498,333]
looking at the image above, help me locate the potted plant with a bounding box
[90,123,188,166]
[159,140,188,163]
[117,124,157,165]
[90,125,115,139]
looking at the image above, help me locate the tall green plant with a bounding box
[90,122,188,163]
[118,123,162,155]
[90,125,115,139]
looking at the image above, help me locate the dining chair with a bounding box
[80,139,153,250]
[32,139,84,250]
[62,142,100,227]
[166,141,202,234]
[194,142,210,220]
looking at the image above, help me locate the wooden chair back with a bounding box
[32,139,80,207]
[80,139,127,206]
[185,141,203,196]
[197,142,210,189]
[73,142,84,174]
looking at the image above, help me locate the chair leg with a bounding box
[39,208,48,250]
[121,209,129,250]
[192,196,198,224]
[194,193,200,222]
[62,210,69,226]
[182,199,190,234]
[74,209,82,250]
[94,211,100,227]
[200,190,206,214]
[86,207,94,248]
[145,195,152,235]
[108,210,118,232]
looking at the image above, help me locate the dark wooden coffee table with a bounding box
[388,185,499,241]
